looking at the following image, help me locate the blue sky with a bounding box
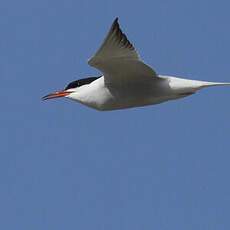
[1,0,230,229]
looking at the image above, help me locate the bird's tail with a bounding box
[199,81,230,89]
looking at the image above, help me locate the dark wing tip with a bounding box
[109,17,135,51]
[114,17,119,23]
[110,17,119,32]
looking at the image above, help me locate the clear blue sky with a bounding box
[1,0,230,229]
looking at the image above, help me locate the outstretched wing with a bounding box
[88,18,161,85]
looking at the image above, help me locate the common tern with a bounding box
[43,18,230,111]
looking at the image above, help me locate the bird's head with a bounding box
[42,77,100,101]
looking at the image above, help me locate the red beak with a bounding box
[42,90,71,101]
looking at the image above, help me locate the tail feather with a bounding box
[200,81,230,88]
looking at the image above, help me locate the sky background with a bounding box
[1,0,230,229]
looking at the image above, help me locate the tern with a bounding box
[43,18,230,111]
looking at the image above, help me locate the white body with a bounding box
[67,75,230,111]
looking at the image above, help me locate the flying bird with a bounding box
[42,18,230,110]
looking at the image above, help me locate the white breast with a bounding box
[66,77,117,110]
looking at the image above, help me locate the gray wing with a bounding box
[88,18,162,85]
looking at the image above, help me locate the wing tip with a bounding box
[114,17,119,23]
[88,17,139,67]
[111,17,119,31]
[110,18,135,51]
